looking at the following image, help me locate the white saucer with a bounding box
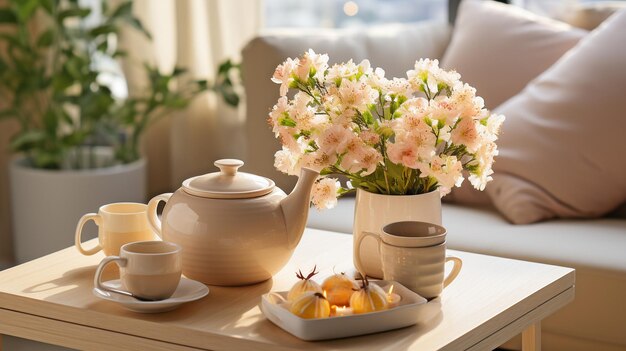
[93,277,209,313]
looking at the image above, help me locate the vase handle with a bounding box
[354,231,382,278]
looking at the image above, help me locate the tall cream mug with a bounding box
[75,202,156,256]
[94,241,182,301]
[355,221,462,299]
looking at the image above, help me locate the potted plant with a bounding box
[0,0,238,263]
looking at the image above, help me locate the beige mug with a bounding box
[75,202,156,256]
[355,221,462,299]
[94,241,182,301]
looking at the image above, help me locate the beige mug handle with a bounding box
[93,256,134,298]
[147,193,172,239]
[354,231,382,276]
[443,256,463,288]
[75,213,102,256]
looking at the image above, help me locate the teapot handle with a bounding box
[147,193,173,239]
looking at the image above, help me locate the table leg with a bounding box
[0,333,3,351]
[522,321,541,351]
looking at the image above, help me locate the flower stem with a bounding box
[384,171,391,194]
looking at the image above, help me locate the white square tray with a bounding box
[260,280,441,341]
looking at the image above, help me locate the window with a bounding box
[265,0,625,29]
[264,0,447,28]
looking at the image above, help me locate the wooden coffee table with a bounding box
[0,228,574,351]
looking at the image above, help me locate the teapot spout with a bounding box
[280,168,319,248]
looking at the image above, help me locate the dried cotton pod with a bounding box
[321,272,358,306]
[350,276,388,314]
[289,291,331,319]
[287,266,322,302]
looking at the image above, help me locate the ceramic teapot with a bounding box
[147,159,319,286]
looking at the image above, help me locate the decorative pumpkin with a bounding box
[287,266,322,302]
[350,276,388,314]
[321,272,358,306]
[289,291,331,319]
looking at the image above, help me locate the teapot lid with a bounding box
[182,159,275,199]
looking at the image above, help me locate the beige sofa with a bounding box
[241,9,626,351]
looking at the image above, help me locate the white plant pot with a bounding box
[353,189,442,279]
[9,156,147,264]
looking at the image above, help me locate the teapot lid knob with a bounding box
[214,159,244,176]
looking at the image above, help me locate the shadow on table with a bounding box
[24,263,274,330]
[22,264,105,295]
[150,278,274,327]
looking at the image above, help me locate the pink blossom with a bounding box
[317,124,353,155]
[271,57,299,96]
[386,140,421,169]
[451,117,480,153]
[311,177,341,210]
[359,130,380,145]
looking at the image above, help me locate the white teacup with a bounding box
[94,241,182,301]
[355,221,462,299]
[75,202,156,256]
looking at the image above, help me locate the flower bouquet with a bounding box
[269,50,504,209]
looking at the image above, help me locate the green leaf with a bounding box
[36,29,54,47]
[218,59,233,75]
[52,71,74,91]
[65,58,82,79]
[33,150,63,169]
[128,17,151,39]
[171,67,186,76]
[112,50,128,58]
[110,1,132,18]
[10,130,46,151]
[39,0,54,14]
[195,80,209,90]
[278,115,296,127]
[89,24,117,37]
[15,0,39,22]
[96,39,108,52]
[43,109,58,135]
[57,8,91,22]
[163,97,188,109]
[59,107,74,126]
[0,8,17,23]
[222,92,239,107]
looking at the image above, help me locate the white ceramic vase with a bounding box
[9,156,147,263]
[353,189,442,278]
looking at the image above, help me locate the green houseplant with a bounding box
[0,0,240,263]
[0,0,241,169]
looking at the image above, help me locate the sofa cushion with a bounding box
[488,9,626,224]
[564,1,626,30]
[440,0,586,109]
[307,197,626,347]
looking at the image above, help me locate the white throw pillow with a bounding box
[441,0,587,109]
[487,9,626,224]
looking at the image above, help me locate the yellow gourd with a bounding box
[289,291,331,319]
[321,272,358,306]
[287,266,322,302]
[350,276,388,314]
